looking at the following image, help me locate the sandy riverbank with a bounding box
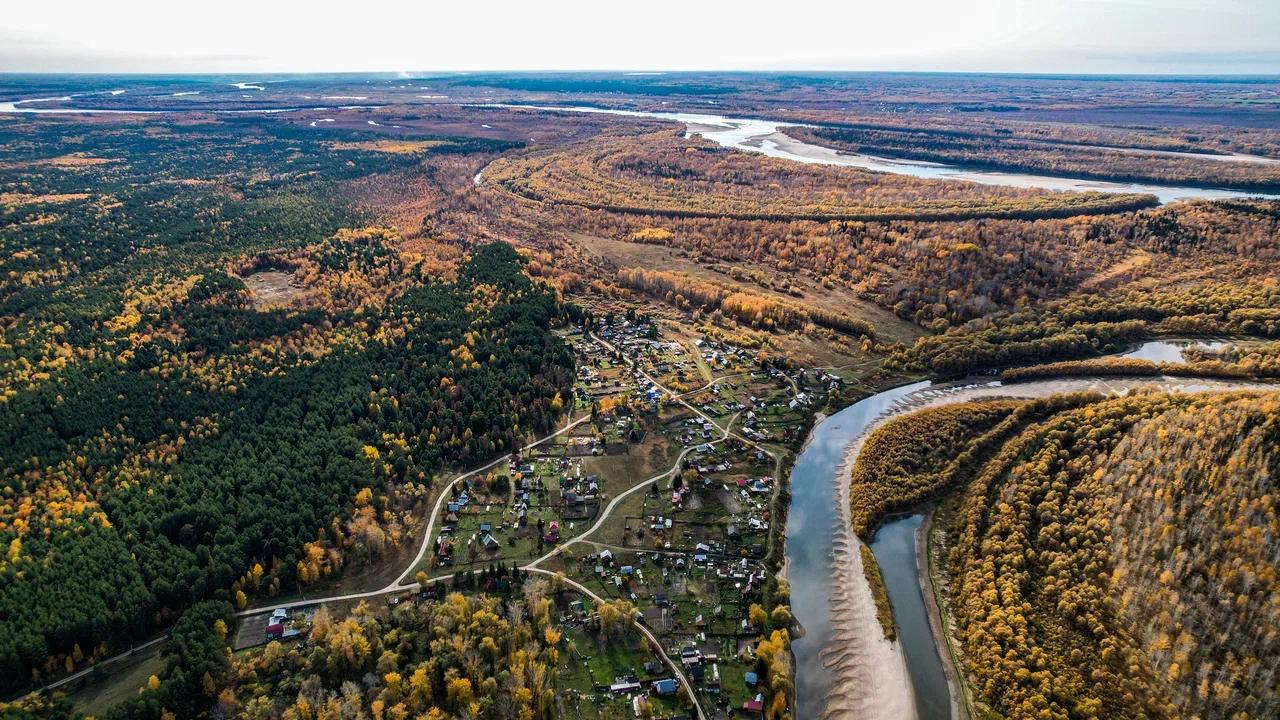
[812,374,1275,720]
[818,429,918,720]
[816,381,1021,720]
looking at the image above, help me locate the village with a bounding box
[234,312,849,718]
[411,314,842,717]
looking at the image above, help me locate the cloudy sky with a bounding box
[2,0,1278,74]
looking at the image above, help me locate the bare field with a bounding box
[241,270,304,309]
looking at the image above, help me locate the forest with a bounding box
[996,353,1280,382]
[204,586,567,720]
[887,273,1280,375]
[949,391,1280,719]
[849,391,1280,719]
[7,577,582,720]
[849,400,1019,537]
[615,266,875,338]
[460,140,1280,352]
[0,112,573,697]
[0,238,573,694]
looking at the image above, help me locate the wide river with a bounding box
[486,104,1280,204]
[784,341,1272,720]
[6,94,1278,203]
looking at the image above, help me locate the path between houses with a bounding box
[39,333,767,714]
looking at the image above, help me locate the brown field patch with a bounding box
[1079,248,1154,291]
[241,270,305,309]
[0,192,91,209]
[330,139,448,154]
[41,153,115,168]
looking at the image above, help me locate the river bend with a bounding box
[785,348,1273,719]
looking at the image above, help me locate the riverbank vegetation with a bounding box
[1184,339,1280,375]
[998,355,1272,382]
[860,545,896,641]
[889,275,1280,375]
[783,123,1280,193]
[849,401,1018,536]
[852,390,1280,719]
[486,131,1157,222]
[949,391,1280,719]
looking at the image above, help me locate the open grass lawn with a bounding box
[64,642,166,717]
[557,627,689,719]
[584,491,656,547]
[579,433,677,497]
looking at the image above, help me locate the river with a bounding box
[1121,338,1229,362]
[785,380,928,719]
[0,96,163,115]
[482,104,1280,204]
[869,514,949,719]
[6,92,1278,203]
[785,342,1273,719]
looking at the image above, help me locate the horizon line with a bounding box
[1,69,1279,79]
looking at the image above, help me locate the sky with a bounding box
[2,0,1278,75]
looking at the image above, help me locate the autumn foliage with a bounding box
[616,266,874,338]
[486,131,1156,222]
[214,593,564,720]
[946,391,1280,719]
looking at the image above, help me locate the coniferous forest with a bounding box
[0,115,571,698]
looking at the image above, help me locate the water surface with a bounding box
[1121,339,1229,362]
[787,350,1273,719]
[485,104,1280,204]
[784,381,928,719]
[870,515,950,720]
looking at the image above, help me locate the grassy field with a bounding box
[63,643,166,717]
[557,626,689,720]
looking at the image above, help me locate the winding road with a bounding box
[216,329,784,719]
[40,331,765,716]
